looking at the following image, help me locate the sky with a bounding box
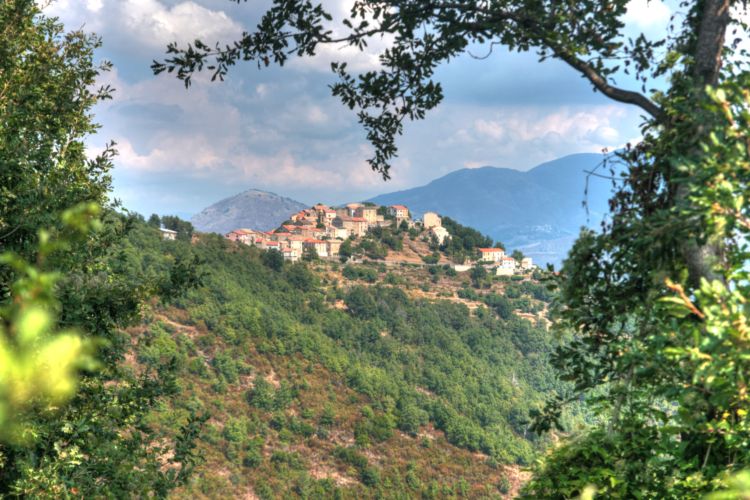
[45,0,675,217]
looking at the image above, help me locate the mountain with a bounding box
[191,189,308,234]
[368,153,615,267]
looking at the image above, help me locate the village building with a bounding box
[326,239,342,256]
[334,216,369,237]
[290,209,318,224]
[325,225,349,240]
[225,228,262,245]
[303,239,328,258]
[495,256,517,276]
[297,226,325,239]
[281,248,299,262]
[521,257,534,270]
[269,232,292,242]
[257,240,281,252]
[478,247,506,263]
[354,205,378,224]
[346,202,363,215]
[284,235,307,252]
[321,208,337,224]
[430,226,451,245]
[160,227,178,241]
[423,212,441,229]
[388,205,409,220]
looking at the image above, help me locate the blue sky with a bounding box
[46,0,674,217]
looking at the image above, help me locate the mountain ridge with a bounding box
[368,153,613,266]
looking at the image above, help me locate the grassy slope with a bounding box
[123,226,562,498]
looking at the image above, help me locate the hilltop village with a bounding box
[223,203,534,275]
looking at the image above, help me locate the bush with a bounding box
[342,265,378,283]
[246,377,275,410]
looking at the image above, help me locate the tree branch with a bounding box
[555,49,665,123]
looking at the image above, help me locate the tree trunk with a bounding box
[680,0,731,287]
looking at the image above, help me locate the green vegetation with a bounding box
[111,221,562,496]
[0,4,202,496]
[437,217,495,264]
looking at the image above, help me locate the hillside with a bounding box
[368,153,616,267]
[191,189,307,234]
[119,220,573,498]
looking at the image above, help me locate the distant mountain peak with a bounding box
[367,152,612,267]
[191,189,308,235]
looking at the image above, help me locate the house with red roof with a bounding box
[334,216,369,237]
[478,247,505,263]
[303,239,329,258]
[388,205,409,220]
[496,256,517,276]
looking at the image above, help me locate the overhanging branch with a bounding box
[556,49,666,123]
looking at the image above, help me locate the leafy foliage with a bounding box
[0,3,204,496]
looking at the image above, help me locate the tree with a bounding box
[157,0,750,495]
[0,2,203,496]
[510,249,524,262]
[470,263,487,288]
[0,0,114,267]
[263,248,285,271]
[148,213,161,227]
[302,245,319,261]
[160,215,194,241]
[339,238,354,263]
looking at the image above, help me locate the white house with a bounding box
[281,248,299,262]
[430,226,451,245]
[335,216,369,237]
[325,225,349,239]
[521,257,534,270]
[495,256,517,276]
[423,212,441,229]
[160,227,178,241]
[303,239,329,258]
[388,205,409,220]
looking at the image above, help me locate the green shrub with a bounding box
[246,378,275,410]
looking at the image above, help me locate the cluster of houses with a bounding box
[222,201,533,274]
[478,247,534,276]
[225,203,448,263]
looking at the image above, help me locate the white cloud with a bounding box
[474,119,505,140]
[45,0,242,50]
[623,0,671,33]
[306,105,329,124]
[471,107,624,149]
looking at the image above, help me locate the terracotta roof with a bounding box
[390,204,408,210]
[478,248,503,253]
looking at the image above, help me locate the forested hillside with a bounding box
[119,219,568,498]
